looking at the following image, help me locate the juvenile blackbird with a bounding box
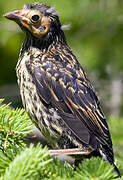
[4,3,121,177]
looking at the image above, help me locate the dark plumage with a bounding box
[4,3,121,177]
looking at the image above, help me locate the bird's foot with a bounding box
[49,148,92,155]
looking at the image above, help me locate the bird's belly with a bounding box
[16,64,61,148]
[20,79,63,147]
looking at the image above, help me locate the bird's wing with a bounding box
[29,60,112,150]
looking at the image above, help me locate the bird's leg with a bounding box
[49,148,92,155]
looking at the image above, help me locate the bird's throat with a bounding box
[21,28,67,55]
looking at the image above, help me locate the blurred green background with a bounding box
[0,0,123,116]
[0,0,123,175]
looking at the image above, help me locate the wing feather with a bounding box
[31,62,111,150]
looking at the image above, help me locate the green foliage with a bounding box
[0,99,33,153]
[0,99,33,175]
[0,100,122,179]
[0,150,11,175]
[3,144,52,180]
[0,145,118,180]
[0,148,118,180]
[75,157,115,180]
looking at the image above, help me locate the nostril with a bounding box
[15,10,27,17]
[15,10,21,14]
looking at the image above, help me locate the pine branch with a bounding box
[0,151,11,175]
[1,144,74,180]
[3,144,52,180]
[0,99,33,153]
[48,158,74,179]
[75,157,116,180]
[0,99,33,175]
[1,148,117,180]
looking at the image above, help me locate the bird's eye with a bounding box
[31,14,40,22]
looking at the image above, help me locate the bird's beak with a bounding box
[4,9,30,25]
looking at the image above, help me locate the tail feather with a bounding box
[100,145,121,178]
[113,164,121,178]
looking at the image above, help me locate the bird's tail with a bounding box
[113,163,121,178]
[100,145,121,178]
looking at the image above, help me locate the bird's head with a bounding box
[4,3,66,49]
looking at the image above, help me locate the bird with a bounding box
[4,3,121,177]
